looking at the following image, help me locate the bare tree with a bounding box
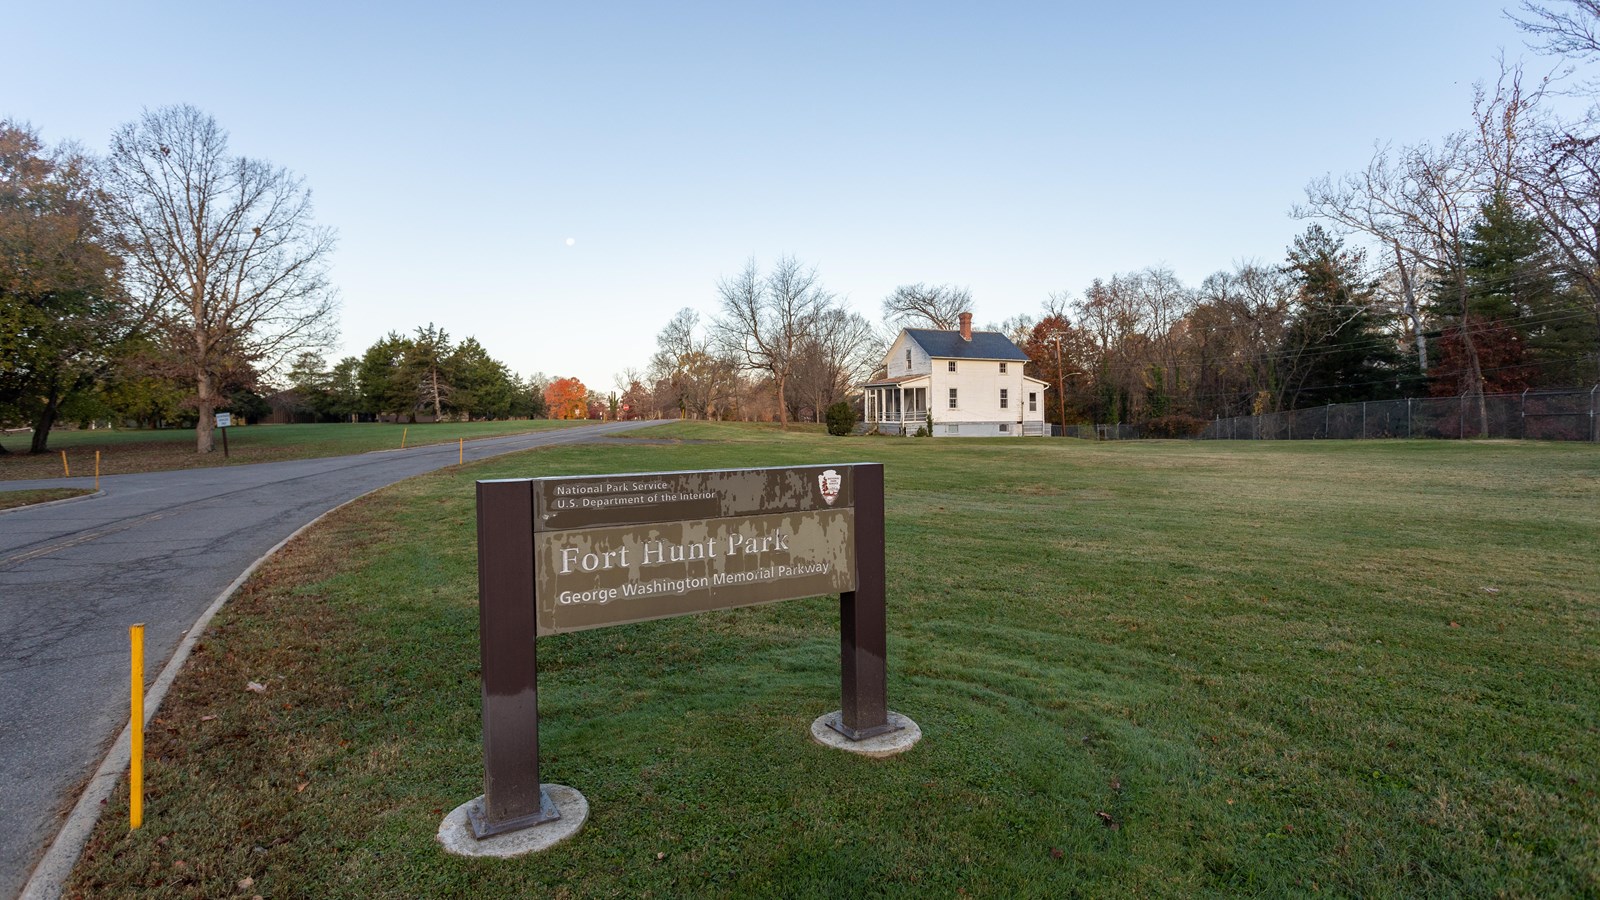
[712,256,833,427]
[789,307,881,421]
[100,105,337,452]
[880,283,972,330]
[1300,133,1493,430]
[1510,1,1600,62]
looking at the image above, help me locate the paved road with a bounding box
[0,421,662,896]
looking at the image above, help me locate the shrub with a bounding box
[1141,413,1207,438]
[825,401,858,436]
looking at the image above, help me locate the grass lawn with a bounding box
[0,487,95,511]
[68,427,1599,897]
[0,420,585,481]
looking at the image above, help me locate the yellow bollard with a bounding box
[401,427,408,450]
[459,437,464,465]
[61,450,69,477]
[95,451,101,490]
[130,623,145,830]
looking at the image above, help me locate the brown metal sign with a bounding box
[469,463,892,840]
[527,466,858,634]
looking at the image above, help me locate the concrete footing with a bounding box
[810,711,921,757]
[437,784,588,858]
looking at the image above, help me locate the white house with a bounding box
[862,313,1051,436]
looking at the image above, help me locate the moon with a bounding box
[565,237,576,247]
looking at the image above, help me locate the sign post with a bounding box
[214,412,231,458]
[450,463,917,853]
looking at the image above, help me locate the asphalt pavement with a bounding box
[0,420,662,897]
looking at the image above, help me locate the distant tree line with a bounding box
[280,323,550,423]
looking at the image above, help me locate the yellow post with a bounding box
[401,427,408,449]
[130,624,145,830]
[95,451,101,490]
[459,437,464,464]
[61,450,69,477]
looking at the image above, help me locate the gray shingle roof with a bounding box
[904,329,1029,361]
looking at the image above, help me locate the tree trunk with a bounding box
[1394,241,1427,372]
[1456,279,1489,437]
[775,375,789,427]
[430,367,442,420]
[196,369,217,453]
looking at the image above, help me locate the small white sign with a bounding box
[214,412,232,428]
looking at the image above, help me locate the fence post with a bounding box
[1521,388,1529,439]
[1361,401,1367,439]
[1406,398,1412,438]
[1591,384,1598,443]
[1325,403,1331,439]
[1459,392,1468,440]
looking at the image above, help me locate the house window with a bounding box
[947,360,956,372]
[947,424,959,434]
[999,423,1009,433]
[905,348,911,369]
[948,388,958,409]
[999,362,1007,374]
[1000,389,1008,409]
[1029,392,1037,412]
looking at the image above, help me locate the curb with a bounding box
[18,491,373,900]
[0,489,105,517]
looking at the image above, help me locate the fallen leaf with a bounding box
[199,715,217,722]
[1284,824,1295,833]
[173,860,187,870]
[238,877,254,889]
[245,681,266,693]
[1110,778,1122,792]
[1449,621,1461,628]
[1482,586,1499,593]
[296,782,309,793]
[1226,799,1235,805]
[1049,847,1064,859]
[1095,810,1119,829]
[655,851,666,860]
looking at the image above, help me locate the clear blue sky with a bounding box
[7,1,1542,392]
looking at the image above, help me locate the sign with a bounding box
[527,466,857,634]
[467,464,894,840]
[214,412,232,428]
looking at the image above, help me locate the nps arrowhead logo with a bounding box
[817,469,842,506]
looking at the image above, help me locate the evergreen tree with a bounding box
[1282,225,1411,406]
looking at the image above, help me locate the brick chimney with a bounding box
[958,312,972,341]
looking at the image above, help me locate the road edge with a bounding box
[18,490,373,900]
[0,490,105,517]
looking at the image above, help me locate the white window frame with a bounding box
[947,424,959,434]
[999,362,1008,374]
[1000,388,1008,409]
[1029,392,1037,412]
[999,422,1009,433]
[948,388,958,409]
[947,360,956,372]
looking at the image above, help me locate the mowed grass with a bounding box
[68,427,1600,898]
[0,420,584,481]
[0,487,94,511]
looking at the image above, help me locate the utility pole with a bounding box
[1048,331,1067,437]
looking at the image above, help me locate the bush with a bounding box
[825,401,858,436]
[1141,413,1207,438]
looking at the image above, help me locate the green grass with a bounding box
[68,428,1600,897]
[0,487,94,511]
[0,420,585,481]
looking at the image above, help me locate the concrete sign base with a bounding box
[810,711,921,758]
[438,785,588,858]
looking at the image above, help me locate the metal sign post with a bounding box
[459,463,914,848]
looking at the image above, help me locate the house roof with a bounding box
[863,373,931,388]
[904,328,1029,361]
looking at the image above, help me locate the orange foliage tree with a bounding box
[543,377,588,419]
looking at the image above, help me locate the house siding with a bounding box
[866,328,1049,437]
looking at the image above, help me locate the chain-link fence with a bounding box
[1065,386,1600,442]
[1207,387,1599,441]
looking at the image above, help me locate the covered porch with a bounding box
[863,376,929,434]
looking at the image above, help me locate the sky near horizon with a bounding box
[5,1,1553,393]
